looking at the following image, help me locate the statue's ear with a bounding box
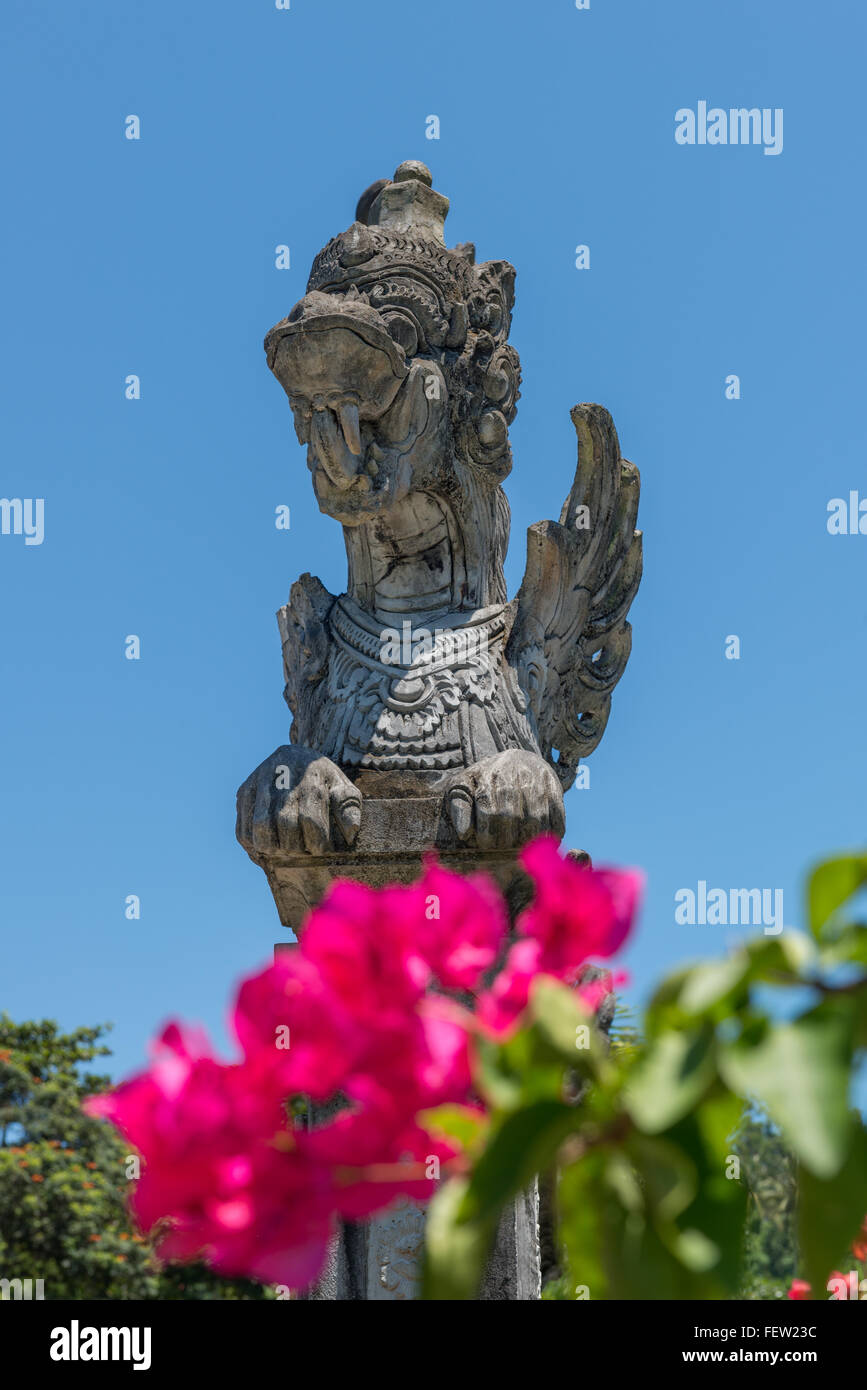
[482,260,516,309]
[472,260,517,339]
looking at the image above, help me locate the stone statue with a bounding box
[237,159,642,928]
[235,161,642,1299]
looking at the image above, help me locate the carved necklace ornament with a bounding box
[236,160,642,866]
[302,597,536,774]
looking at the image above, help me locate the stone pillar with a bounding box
[263,792,533,926]
[236,156,641,1301]
[271,791,540,1301]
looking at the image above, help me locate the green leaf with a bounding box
[630,1135,697,1224]
[625,1027,715,1133]
[817,924,867,971]
[644,964,699,1030]
[693,1089,743,1162]
[418,1104,489,1154]
[473,986,609,1114]
[459,1100,577,1224]
[658,1097,748,1294]
[676,955,750,1017]
[670,937,815,1024]
[672,1227,719,1273]
[718,1003,855,1178]
[807,854,867,939]
[557,1149,613,1299]
[472,1032,525,1111]
[743,932,815,980]
[421,1177,494,1301]
[529,977,593,1059]
[560,1138,739,1300]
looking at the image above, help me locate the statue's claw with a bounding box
[447,786,474,842]
[236,746,362,859]
[446,750,565,852]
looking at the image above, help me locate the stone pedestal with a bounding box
[267,791,540,1301]
[263,791,533,932]
[301,1189,540,1302]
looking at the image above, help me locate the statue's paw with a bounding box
[236,746,362,857]
[446,750,565,851]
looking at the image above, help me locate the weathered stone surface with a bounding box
[250,788,534,930]
[237,159,641,878]
[301,1186,539,1301]
[236,160,642,1300]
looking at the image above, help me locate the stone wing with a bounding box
[506,404,642,790]
[277,572,336,747]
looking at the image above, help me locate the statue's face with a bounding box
[267,292,449,527]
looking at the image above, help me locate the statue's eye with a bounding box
[383,312,419,358]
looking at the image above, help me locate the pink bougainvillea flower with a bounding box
[159,1141,336,1289]
[232,952,361,1102]
[299,861,506,1007]
[404,859,508,992]
[415,996,474,1105]
[851,1216,867,1262]
[576,969,630,1015]
[84,1022,263,1157]
[301,879,428,1021]
[477,954,628,1039]
[787,1278,811,1300]
[335,998,472,1130]
[517,836,643,978]
[84,838,643,1290]
[788,1271,860,1303]
[477,843,639,1035]
[289,874,482,1116]
[86,1022,336,1288]
[304,1083,458,1221]
[477,938,543,1035]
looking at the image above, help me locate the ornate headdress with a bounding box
[268,160,522,485]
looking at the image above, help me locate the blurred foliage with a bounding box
[732,1108,797,1299]
[607,1001,641,1061]
[424,851,867,1300]
[0,1016,271,1300]
[5,847,866,1303]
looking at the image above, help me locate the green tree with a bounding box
[0,1016,269,1300]
[733,1108,798,1299]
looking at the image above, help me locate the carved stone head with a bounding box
[264,161,521,612]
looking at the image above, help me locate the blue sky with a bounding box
[2,0,865,1080]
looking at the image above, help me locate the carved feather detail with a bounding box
[506,403,642,791]
[277,573,336,745]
